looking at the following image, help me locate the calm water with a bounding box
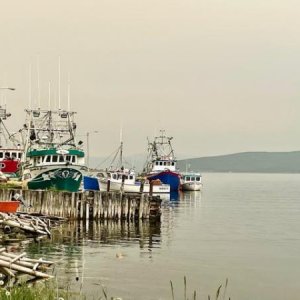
[25,173,300,299]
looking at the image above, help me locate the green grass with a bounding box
[0,277,230,299]
[170,276,230,300]
[0,282,86,300]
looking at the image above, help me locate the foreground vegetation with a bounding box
[0,277,230,300]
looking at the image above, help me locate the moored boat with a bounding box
[142,130,180,191]
[97,137,170,193]
[98,169,170,193]
[180,172,202,191]
[21,109,86,192]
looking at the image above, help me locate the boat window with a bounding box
[5,152,10,158]
[46,156,51,162]
[11,152,17,158]
[159,161,162,166]
[59,155,64,162]
[52,155,58,162]
[72,156,76,163]
[129,175,133,180]
[186,176,190,181]
[0,153,3,158]
[155,162,159,165]
[191,177,195,181]
[166,161,170,166]
[66,155,71,162]
[196,177,200,181]
[113,174,117,180]
[171,162,175,166]
[18,153,22,159]
[163,162,166,166]
[39,157,43,164]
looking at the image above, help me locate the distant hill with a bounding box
[177,151,300,173]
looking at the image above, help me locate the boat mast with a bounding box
[120,126,123,167]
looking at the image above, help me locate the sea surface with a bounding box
[25,173,300,299]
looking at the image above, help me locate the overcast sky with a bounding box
[1,0,300,161]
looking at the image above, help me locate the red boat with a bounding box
[0,201,20,213]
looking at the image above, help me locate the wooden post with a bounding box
[139,193,144,219]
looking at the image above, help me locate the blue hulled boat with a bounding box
[143,130,181,192]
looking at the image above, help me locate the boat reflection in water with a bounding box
[24,219,162,295]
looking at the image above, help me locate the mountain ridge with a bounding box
[177,151,300,173]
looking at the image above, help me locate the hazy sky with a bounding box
[1,0,300,161]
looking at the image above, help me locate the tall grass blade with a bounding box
[102,286,108,300]
[215,285,222,300]
[222,278,228,300]
[184,276,187,300]
[170,280,174,300]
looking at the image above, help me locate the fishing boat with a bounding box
[142,130,181,191]
[98,169,170,193]
[0,106,23,179]
[180,172,202,191]
[21,108,86,192]
[98,138,170,193]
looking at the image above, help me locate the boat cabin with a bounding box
[98,170,136,184]
[182,173,202,183]
[26,149,85,167]
[183,175,201,183]
[0,150,22,160]
[151,159,177,172]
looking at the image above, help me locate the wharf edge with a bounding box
[0,189,162,221]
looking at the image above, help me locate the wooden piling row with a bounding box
[0,189,162,221]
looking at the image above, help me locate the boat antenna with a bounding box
[120,125,123,167]
[29,64,32,109]
[58,56,61,110]
[37,55,41,109]
[67,72,71,111]
[48,81,51,110]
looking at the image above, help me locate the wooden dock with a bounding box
[0,189,162,221]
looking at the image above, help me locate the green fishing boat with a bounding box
[22,109,86,192]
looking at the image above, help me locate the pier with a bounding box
[0,189,162,221]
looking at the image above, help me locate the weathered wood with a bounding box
[0,259,53,278]
[0,189,162,221]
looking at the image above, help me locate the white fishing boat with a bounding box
[180,172,202,191]
[98,138,170,193]
[98,169,170,193]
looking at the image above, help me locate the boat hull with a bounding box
[181,182,202,191]
[26,167,83,192]
[99,179,170,193]
[147,170,180,191]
